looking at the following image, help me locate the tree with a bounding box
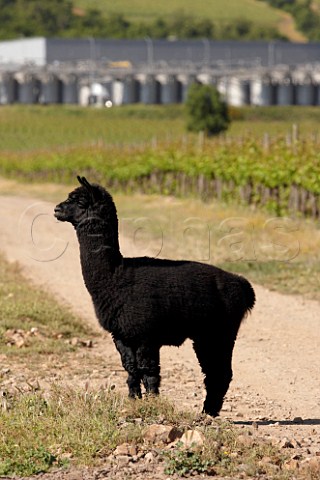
[185,83,230,136]
[0,0,74,38]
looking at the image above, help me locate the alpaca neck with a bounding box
[76,219,122,294]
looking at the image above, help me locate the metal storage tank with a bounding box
[196,73,212,85]
[138,74,160,104]
[228,76,250,106]
[79,84,91,106]
[313,70,320,105]
[250,73,274,106]
[112,79,124,105]
[123,76,139,104]
[177,74,196,102]
[292,70,315,106]
[15,72,41,104]
[217,76,250,106]
[39,73,62,104]
[61,74,79,104]
[157,74,180,104]
[217,75,229,101]
[0,72,17,104]
[274,70,294,105]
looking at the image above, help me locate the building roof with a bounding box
[1,37,320,69]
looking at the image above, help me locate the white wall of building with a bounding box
[0,37,46,66]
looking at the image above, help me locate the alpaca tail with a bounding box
[229,276,255,336]
[217,273,255,335]
[241,276,255,314]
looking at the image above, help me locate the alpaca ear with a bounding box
[77,176,91,189]
[77,176,96,203]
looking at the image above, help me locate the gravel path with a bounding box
[0,192,319,467]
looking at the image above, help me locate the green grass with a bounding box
[2,105,320,155]
[0,386,299,478]
[75,0,283,27]
[0,253,94,357]
[0,105,185,152]
[231,105,320,136]
[221,260,320,299]
[0,387,123,476]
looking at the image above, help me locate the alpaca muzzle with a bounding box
[54,205,66,221]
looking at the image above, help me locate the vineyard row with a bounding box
[1,138,320,218]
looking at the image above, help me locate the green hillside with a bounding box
[1,0,317,42]
[0,0,306,42]
[74,0,305,41]
[75,0,281,26]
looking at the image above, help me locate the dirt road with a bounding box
[0,192,319,463]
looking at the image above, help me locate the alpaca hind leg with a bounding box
[193,337,234,417]
[113,338,142,398]
[136,345,161,395]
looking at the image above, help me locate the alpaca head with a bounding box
[54,176,118,229]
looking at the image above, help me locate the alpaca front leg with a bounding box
[136,344,161,395]
[113,338,142,399]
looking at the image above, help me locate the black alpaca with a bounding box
[54,176,255,416]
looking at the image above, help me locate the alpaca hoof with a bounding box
[142,376,160,394]
[128,390,142,399]
[145,391,159,398]
[202,406,220,418]
[204,411,219,418]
